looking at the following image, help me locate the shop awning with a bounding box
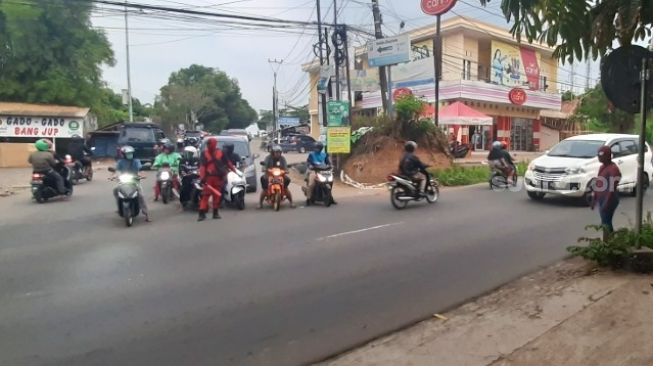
[439,101,493,126]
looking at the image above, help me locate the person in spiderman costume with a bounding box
[198,137,235,221]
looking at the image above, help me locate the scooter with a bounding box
[180,168,202,210]
[489,163,518,189]
[449,142,471,159]
[304,164,334,207]
[108,167,144,227]
[156,164,177,204]
[31,163,74,203]
[261,161,287,211]
[386,171,440,210]
[64,154,93,184]
[223,168,247,210]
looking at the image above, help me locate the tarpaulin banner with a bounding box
[490,41,541,90]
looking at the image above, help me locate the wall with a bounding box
[539,55,559,93]
[463,36,479,80]
[539,125,560,151]
[0,143,35,168]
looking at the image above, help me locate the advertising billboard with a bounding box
[490,41,541,90]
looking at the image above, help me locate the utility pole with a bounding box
[433,15,442,126]
[371,0,389,114]
[124,0,133,122]
[268,58,283,143]
[585,60,591,90]
[316,0,328,127]
[333,0,340,100]
[570,63,575,94]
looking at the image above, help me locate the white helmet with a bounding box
[492,141,502,149]
[183,146,198,159]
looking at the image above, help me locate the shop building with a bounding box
[303,16,564,152]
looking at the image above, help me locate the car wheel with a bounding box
[527,191,545,201]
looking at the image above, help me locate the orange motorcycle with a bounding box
[264,166,287,211]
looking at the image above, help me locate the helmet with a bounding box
[492,141,502,149]
[223,143,234,154]
[163,142,175,152]
[271,145,283,154]
[121,145,135,160]
[404,141,417,153]
[500,141,508,149]
[183,146,198,159]
[315,142,324,152]
[35,139,50,152]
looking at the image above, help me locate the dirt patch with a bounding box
[343,135,451,184]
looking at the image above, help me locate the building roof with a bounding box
[0,102,90,118]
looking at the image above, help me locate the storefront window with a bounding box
[511,118,534,151]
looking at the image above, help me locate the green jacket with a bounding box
[153,152,181,174]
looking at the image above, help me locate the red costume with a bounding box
[199,138,234,212]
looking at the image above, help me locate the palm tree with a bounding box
[479,0,653,62]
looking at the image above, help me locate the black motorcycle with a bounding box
[64,154,93,185]
[31,163,74,203]
[387,171,439,210]
[449,142,471,159]
[180,168,202,210]
[305,164,335,207]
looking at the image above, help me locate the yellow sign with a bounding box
[490,41,542,90]
[327,127,351,154]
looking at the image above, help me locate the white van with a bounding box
[524,134,653,202]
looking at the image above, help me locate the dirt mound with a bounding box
[343,134,451,184]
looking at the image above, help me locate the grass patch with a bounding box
[429,161,530,187]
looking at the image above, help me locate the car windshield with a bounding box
[547,139,604,158]
[120,128,155,143]
[218,140,249,157]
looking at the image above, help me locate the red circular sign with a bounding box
[421,0,457,16]
[508,88,527,105]
[393,87,413,101]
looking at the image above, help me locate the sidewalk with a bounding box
[455,151,541,166]
[317,258,653,366]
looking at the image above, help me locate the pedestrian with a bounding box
[591,146,621,240]
[198,137,234,221]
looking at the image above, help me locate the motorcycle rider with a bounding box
[113,145,150,222]
[260,145,295,208]
[28,139,67,195]
[399,141,429,196]
[223,143,241,168]
[305,142,335,204]
[179,146,200,206]
[198,137,235,221]
[487,141,514,182]
[152,142,181,201]
[67,135,93,172]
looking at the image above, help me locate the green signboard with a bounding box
[327,101,351,127]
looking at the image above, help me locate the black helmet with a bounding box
[223,143,234,154]
[404,141,417,153]
[271,145,283,154]
[315,142,324,152]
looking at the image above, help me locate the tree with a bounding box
[571,84,635,133]
[156,64,257,133]
[480,0,652,63]
[257,110,274,130]
[93,88,151,127]
[0,0,114,107]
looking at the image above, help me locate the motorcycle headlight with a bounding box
[160,171,171,180]
[119,174,134,184]
[273,170,281,177]
[327,175,334,183]
[130,191,139,198]
[565,167,585,175]
[118,191,126,199]
[317,174,327,183]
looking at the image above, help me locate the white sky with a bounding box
[91,0,601,112]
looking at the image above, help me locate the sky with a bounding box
[91,0,601,112]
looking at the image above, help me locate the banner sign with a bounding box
[278,116,301,127]
[327,127,351,154]
[0,116,84,138]
[327,101,351,127]
[368,35,411,67]
[491,41,541,90]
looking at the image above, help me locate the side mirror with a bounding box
[108,167,116,173]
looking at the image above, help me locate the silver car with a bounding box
[201,135,259,193]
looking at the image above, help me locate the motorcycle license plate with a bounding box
[271,178,282,184]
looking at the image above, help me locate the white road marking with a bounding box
[317,222,405,241]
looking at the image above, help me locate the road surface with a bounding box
[0,168,647,366]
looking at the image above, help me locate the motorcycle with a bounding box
[180,168,202,210]
[489,163,518,189]
[223,167,247,210]
[449,142,471,159]
[304,164,334,207]
[31,163,74,203]
[64,154,93,185]
[156,164,177,204]
[261,161,287,211]
[386,171,440,210]
[108,167,144,227]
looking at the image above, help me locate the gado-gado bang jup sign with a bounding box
[490,41,541,90]
[0,116,84,138]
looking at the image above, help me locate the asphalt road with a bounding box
[1,169,649,366]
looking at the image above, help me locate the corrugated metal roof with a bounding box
[0,102,90,118]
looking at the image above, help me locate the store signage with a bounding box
[393,87,413,101]
[327,101,351,127]
[508,88,527,105]
[327,127,351,154]
[0,116,84,138]
[368,35,411,67]
[421,0,457,16]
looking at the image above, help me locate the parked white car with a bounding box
[524,134,653,202]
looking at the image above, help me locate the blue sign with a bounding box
[367,35,411,67]
[278,116,300,127]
